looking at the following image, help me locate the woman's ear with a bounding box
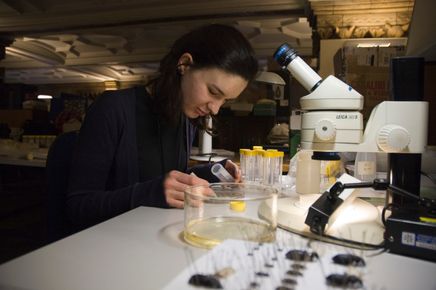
[177,53,193,75]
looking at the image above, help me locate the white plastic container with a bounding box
[296,150,321,195]
[354,152,377,182]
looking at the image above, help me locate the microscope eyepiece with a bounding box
[273,43,322,92]
[273,43,298,67]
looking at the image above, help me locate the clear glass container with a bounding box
[184,183,278,249]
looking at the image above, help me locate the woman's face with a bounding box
[180,67,248,118]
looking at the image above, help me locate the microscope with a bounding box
[260,43,435,261]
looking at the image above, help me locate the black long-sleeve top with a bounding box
[67,86,221,228]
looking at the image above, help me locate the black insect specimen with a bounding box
[332,254,366,267]
[255,271,270,277]
[249,281,260,288]
[286,270,302,276]
[282,278,297,285]
[265,263,274,268]
[275,286,293,290]
[291,263,306,270]
[326,273,363,289]
[188,274,223,289]
[285,250,319,262]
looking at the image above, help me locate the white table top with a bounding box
[0,207,435,290]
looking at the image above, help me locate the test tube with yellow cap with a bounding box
[274,151,284,185]
[244,150,256,182]
[262,150,277,185]
[239,149,249,181]
[253,147,265,184]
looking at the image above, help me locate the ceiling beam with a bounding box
[24,0,47,12]
[5,46,64,65]
[1,0,25,14]
[1,8,305,36]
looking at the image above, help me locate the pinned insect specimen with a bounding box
[188,274,223,289]
[188,267,234,289]
[326,273,363,289]
[285,250,319,262]
[332,254,366,267]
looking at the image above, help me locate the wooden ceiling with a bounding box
[0,0,419,84]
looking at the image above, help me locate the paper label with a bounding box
[357,161,376,175]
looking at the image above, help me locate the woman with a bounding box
[67,24,258,228]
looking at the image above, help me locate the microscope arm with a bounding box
[306,179,435,235]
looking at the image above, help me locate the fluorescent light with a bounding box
[37,94,53,99]
[357,43,391,48]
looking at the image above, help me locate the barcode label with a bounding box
[402,232,416,246]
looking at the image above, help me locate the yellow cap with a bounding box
[262,151,276,158]
[266,149,278,152]
[253,146,263,150]
[229,201,246,212]
[244,150,256,156]
[239,148,250,155]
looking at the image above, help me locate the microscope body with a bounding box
[273,44,434,260]
[274,43,428,156]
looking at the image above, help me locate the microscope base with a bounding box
[259,195,385,247]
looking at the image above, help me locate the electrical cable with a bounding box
[421,171,436,185]
[318,231,385,251]
[280,225,385,251]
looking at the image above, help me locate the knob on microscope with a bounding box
[377,124,411,152]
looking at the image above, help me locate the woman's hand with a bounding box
[163,170,209,208]
[224,159,241,182]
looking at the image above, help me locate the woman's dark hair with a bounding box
[148,24,258,129]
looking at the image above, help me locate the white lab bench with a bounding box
[0,207,434,290]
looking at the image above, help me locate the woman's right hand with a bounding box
[163,170,209,208]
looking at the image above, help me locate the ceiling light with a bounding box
[357,43,391,48]
[104,80,119,90]
[37,94,53,99]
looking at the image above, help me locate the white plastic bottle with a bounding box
[296,150,321,195]
[354,152,377,182]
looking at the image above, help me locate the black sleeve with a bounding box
[67,92,167,229]
[67,179,167,228]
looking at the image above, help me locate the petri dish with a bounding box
[184,183,278,249]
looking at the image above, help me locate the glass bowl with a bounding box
[184,183,278,249]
